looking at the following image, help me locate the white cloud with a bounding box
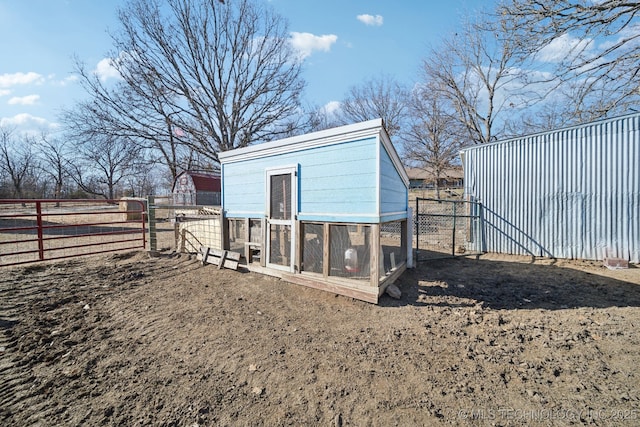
[0,113,53,128]
[322,101,341,115]
[8,94,40,105]
[50,75,79,87]
[0,72,45,88]
[290,32,338,60]
[536,33,594,63]
[357,14,383,26]
[598,23,640,52]
[94,57,122,81]
[0,89,10,97]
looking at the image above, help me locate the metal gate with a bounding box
[0,199,146,267]
[414,198,483,261]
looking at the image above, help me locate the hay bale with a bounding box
[119,198,147,221]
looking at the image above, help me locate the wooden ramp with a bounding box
[197,246,240,270]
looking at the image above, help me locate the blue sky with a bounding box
[0,0,495,135]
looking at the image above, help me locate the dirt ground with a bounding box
[1,242,640,426]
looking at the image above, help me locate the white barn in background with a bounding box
[460,113,640,263]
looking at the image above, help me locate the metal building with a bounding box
[460,113,640,263]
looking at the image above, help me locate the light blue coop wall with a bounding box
[223,137,384,223]
[379,143,408,221]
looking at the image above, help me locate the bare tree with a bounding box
[64,99,145,200]
[498,0,640,121]
[403,82,464,199]
[35,133,73,200]
[503,80,597,135]
[295,103,341,134]
[336,74,408,138]
[122,160,159,197]
[69,59,194,184]
[422,14,531,145]
[68,134,142,200]
[0,127,38,199]
[103,0,305,163]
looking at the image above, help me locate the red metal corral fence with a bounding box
[0,199,146,267]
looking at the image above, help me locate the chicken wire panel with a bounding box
[227,219,247,254]
[329,224,370,280]
[301,223,323,274]
[177,217,222,253]
[249,219,262,243]
[380,220,406,278]
[269,224,291,266]
[415,198,482,260]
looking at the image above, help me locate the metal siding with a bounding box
[462,113,640,262]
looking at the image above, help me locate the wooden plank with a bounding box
[322,223,330,277]
[222,259,239,270]
[201,247,210,266]
[217,250,227,270]
[282,272,378,304]
[221,212,228,250]
[197,246,240,270]
[199,247,240,261]
[370,223,380,287]
[378,263,407,297]
[260,218,266,267]
[244,242,262,264]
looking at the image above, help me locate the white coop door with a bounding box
[265,167,297,271]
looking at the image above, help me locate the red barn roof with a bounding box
[173,171,221,193]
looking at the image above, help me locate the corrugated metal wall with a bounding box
[461,113,640,263]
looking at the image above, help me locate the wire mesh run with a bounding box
[226,217,263,263]
[380,220,407,279]
[415,198,482,260]
[269,224,291,266]
[301,223,323,274]
[228,218,247,254]
[329,224,370,280]
[176,215,223,253]
[269,174,292,220]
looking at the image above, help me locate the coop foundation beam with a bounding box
[282,273,379,304]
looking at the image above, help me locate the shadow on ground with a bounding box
[383,256,640,310]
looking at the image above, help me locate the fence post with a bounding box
[147,195,157,252]
[415,198,420,261]
[36,201,44,261]
[407,207,413,268]
[451,201,457,256]
[478,201,486,253]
